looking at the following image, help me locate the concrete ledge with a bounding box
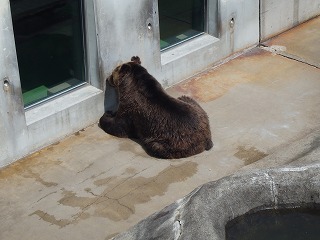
[25,85,103,154]
[114,164,320,240]
[161,34,220,65]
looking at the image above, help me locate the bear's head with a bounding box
[107,56,142,87]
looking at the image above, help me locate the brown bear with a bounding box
[99,56,213,159]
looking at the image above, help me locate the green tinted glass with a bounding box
[159,0,206,50]
[10,0,86,108]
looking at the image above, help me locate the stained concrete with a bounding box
[0,17,320,240]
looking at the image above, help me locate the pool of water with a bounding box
[226,207,320,240]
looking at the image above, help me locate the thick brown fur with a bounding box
[99,56,213,159]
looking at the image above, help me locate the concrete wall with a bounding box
[260,0,320,41]
[0,0,103,167]
[0,0,319,167]
[0,1,27,166]
[95,0,259,88]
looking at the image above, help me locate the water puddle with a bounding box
[226,206,320,240]
[30,161,198,225]
[234,146,268,165]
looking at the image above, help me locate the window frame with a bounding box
[10,0,99,110]
[159,0,209,52]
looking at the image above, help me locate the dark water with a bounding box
[226,207,320,240]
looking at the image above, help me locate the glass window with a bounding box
[158,0,206,50]
[10,0,86,108]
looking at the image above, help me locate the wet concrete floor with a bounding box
[1,17,320,240]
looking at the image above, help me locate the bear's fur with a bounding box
[99,56,213,159]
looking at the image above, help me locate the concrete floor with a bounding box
[1,17,320,240]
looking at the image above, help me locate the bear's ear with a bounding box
[131,56,141,65]
[119,63,132,74]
